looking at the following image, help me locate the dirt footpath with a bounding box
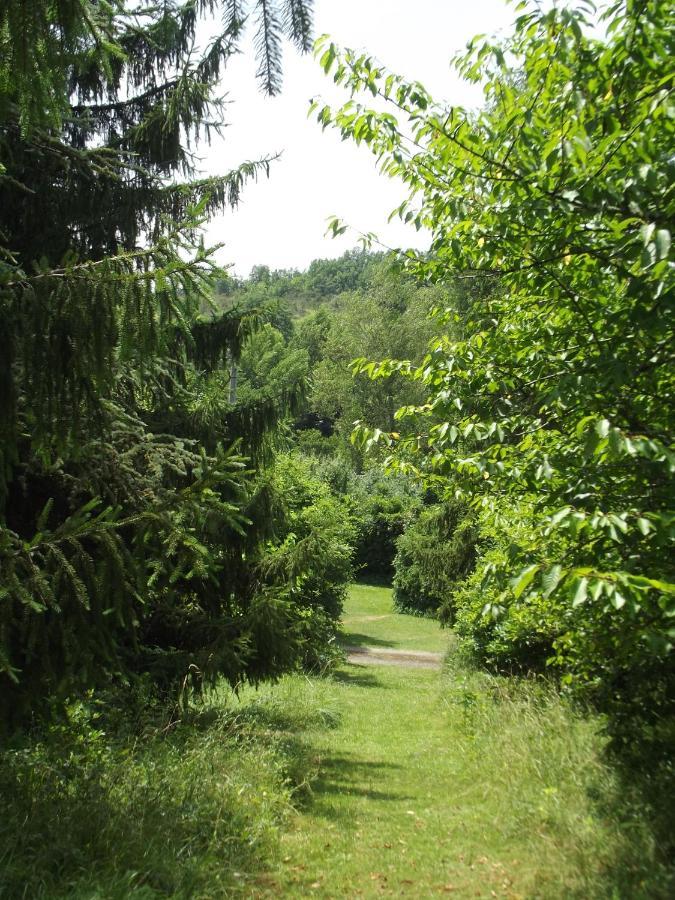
[343,645,444,669]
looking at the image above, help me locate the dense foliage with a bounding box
[393,499,478,619]
[0,0,345,726]
[214,253,446,581]
[1,1,674,892]
[215,248,381,319]
[310,461,421,581]
[317,0,674,753]
[308,273,440,446]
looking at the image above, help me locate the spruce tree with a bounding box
[0,0,316,724]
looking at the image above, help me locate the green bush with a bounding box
[299,456,421,582]
[353,492,409,581]
[343,470,421,582]
[393,500,478,618]
[293,427,340,459]
[260,454,356,669]
[453,501,675,764]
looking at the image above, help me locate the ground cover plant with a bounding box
[0,680,335,899]
[0,591,671,896]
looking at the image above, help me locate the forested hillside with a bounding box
[214,249,382,319]
[1,1,672,897]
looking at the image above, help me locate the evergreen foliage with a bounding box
[0,0,319,725]
[345,469,420,582]
[393,500,478,619]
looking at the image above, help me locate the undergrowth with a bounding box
[1,606,671,899]
[0,678,338,900]
[441,651,674,898]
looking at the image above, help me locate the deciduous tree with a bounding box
[316,0,674,747]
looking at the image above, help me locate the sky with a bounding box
[203,0,516,277]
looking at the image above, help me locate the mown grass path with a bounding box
[254,584,634,899]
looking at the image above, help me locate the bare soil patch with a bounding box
[343,645,443,670]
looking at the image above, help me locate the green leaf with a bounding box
[542,565,563,598]
[572,577,588,607]
[511,564,539,599]
[549,506,571,527]
[610,590,626,610]
[320,45,337,73]
[589,580,604,602]
[595,418,611,438]
[655,229,671,260]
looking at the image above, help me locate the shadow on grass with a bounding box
[307,753,412,816]
[331,668,386,689]
[338,630,395,649]
[579,759,675,900]
[353,576,393,589]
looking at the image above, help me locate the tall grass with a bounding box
[258,659,673,898]
[1,629,671,898]
[440,652,673,898]
[0,679,338,899]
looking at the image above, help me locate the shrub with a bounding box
[347,469,421,582]
[453,500,675,764]
[259,453,357,668]
[322,0,675,766]
[351,493,411,581]
[393,500,478,617]
[298,456,421,582]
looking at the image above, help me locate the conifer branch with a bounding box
[254,0,284,95]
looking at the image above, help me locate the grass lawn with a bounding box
[340,582,452,653]
[244,585,662,899]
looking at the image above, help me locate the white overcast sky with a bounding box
[202,0,516,277]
